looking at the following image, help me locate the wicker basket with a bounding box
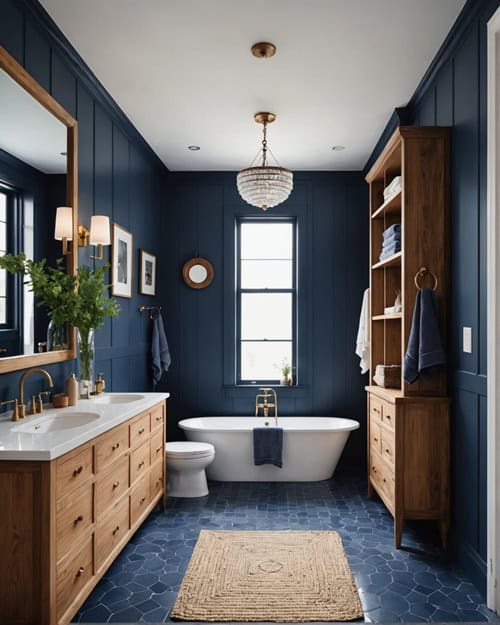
[373,364,401,389]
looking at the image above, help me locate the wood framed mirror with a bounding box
[0,46,78,374]
[182,257,214,289]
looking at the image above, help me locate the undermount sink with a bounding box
[92,394,145,405]
[12,412,100,434]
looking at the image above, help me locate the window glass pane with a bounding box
[0,269,5,297]
[0,298,5,324]
[0,222,6,252]
[241,341,292,381]
[241,259,292,289]
[241,222,293,260]
[241,293,292,340]
[0,193,6,222]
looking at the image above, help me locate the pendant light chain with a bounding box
[262,121,268,167]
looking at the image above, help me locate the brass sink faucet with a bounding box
[18,367,54,419]
[255,387,278,426]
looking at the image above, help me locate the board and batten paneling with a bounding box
[158,172,369,464]
[0,0,168,402]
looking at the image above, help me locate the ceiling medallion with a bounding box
[237,112,293,211]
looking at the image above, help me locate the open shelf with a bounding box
[371,190,402,219]
[372,313,402,321]
[365,385,403,402]
[372,251,402,270]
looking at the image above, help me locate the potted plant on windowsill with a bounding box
[0,254,119,395]
[275,358,295,386]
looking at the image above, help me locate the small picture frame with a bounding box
[111,223,133,298]
[140,249,156,296]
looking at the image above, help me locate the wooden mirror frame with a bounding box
[182,257,214,289]
[0,46,78,374]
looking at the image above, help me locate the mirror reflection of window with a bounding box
[0,190,7,324]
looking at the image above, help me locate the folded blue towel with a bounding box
[404,288,446,383]
[383,224,401,240]
[382,232,401,247]
[152,312,171,386]
[379,242,401,260]
[253,427,283,468]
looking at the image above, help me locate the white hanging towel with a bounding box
[356,288,370,374]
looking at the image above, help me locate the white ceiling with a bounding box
[0,70,67,174]
[40,0,465,171]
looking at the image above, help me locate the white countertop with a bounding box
[0,392,169,461]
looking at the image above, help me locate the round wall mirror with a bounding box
[182,257,214,289]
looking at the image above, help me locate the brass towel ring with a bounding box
[414,267,438,291]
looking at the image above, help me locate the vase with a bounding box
[77,327,95,398]
[46,319,67,351]
[280,374,292,386]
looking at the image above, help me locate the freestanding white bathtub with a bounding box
[178,417,359,482]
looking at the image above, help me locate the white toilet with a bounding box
[166,441,215,497]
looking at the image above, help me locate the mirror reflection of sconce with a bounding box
[54,207,110,260]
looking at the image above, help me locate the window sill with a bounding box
[223,384,309,399]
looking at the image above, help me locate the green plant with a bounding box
[274,357,295,378]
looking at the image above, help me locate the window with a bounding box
[237,219,296,384]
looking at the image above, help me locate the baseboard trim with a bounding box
[449,528,487,598]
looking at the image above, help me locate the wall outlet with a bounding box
[463,327,472,353]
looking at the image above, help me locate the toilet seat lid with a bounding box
[166,441,215,458]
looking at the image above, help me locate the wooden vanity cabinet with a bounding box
[0,400,166,625]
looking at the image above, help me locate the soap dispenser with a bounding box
[66,373,78,406]
[94,372,105,395]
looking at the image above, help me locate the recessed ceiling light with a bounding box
[332,145,345,151]
[188,145,200,151]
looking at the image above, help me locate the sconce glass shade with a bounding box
[89,215,110,245]
[54,206,73,241]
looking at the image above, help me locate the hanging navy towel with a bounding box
[253,427,283,468]
[151,312,171,386]
[404,288,446,384]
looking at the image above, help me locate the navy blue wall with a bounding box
[0,0,168,403]
[366,0,499,595]
[159,172,369,464]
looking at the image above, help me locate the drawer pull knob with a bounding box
[385,448,390,454]
[373,437,378,442]
[112,442,120,451]
[113,481,120,488]
[112,525,120,535]
[138,428,145,434]
[76,566,85,577]
[156,416,161,421]
[386,415,392,421]
[74,514,84,524]
[73,466,83,476]
[140,496,146,504]
[156,446,162,453]
[372,466,376,472]
[383,478,387,483]
[156,478,162,485]
[138,460,145,468]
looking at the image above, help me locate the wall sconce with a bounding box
[54,208,111,260]
[54,206,73,256]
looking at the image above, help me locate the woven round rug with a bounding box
[171,530,363,622]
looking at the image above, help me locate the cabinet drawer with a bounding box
[56,485,94,562]
[57,534,93,620]
[151,403,164,431]
[369,396,383,422]
[370,451,395,503]
[130,441,150,484]
[130,413,150,448]
[95,496,130,571]
[151,429,164,465]
[382,401,396,429]
[150,459,164,500]
[95,424,129,472]
[381,427,395,466]
[131,474,150,525]
[96,453,129,517]
[369,422,382,455]
[57,445,93,500]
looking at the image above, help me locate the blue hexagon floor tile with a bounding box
[72,468,499,623]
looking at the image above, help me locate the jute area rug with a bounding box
[171,530,363,622]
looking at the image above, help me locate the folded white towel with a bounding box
[355,288,370,375]
[383,176,402,201]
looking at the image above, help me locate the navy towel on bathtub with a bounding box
[253,427,283,468]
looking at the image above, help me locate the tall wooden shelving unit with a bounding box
[365,126,450,548]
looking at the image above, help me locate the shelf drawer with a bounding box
[370,450,395,504]
[95,496,130,571]
[381,427,395,466]
[130,441,150,484]
[150,429,164,465]
[95,424,129,472]
[370,421,382,455]
[382,401,396,429]
[150,403,164,431]
[131,474,150,525]
[369,396,383,422]
[95,453,129,517]
[130,413,150,449]
[56,445,93,500]
[56,484,94,562]
[150,459,164,500]
[57,534,94,620]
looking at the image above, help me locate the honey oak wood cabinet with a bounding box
[0,400,166,625]
[365,127,450,549]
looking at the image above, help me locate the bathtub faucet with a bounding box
[255,388,278,426]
